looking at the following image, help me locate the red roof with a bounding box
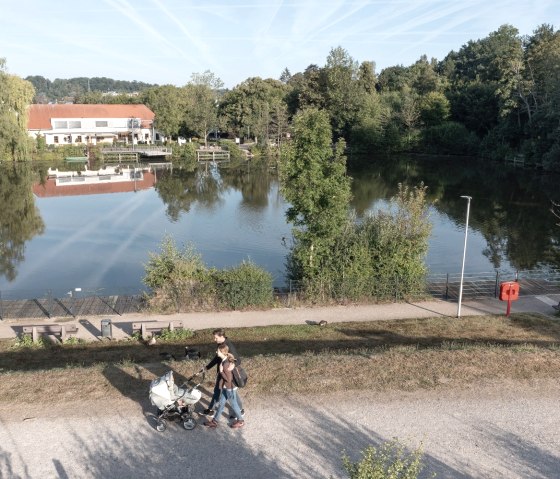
[28,104,155,130]
[32,172,156,197]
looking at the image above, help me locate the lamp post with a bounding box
[457,196,472,318]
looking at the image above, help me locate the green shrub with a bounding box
[157,327,194,341]
[12,334,47,349]
[143,236,207,290]
[144,237,274,311]
[214,261,273,309]
[292,183,432,303]
[173,142,198,163]
[63,336,85,345]
[342,439,430,479]
[219,140,246,163]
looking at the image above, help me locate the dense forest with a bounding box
[1,23,559,169]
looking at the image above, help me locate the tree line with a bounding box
[25,76,157,103]
[1,22,559,167]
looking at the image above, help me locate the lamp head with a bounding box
[460,195,472,200]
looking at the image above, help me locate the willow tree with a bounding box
[280,108,351,283]
[0,59,35,161]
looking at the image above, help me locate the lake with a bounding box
[0,156,559,299]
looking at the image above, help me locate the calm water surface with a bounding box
[0,157,558,298]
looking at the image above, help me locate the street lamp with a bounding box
[457,196,472,318]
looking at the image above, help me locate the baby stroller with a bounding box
[149,370,205,432]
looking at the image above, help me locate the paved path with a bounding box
[1,294,558,342]
[0,384,559,479]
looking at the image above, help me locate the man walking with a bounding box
[202,328,244,417]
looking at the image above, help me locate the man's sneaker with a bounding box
[202,408,214,416]
[230,409,245,419]
[203,419,218,428]
[230,420,244,429]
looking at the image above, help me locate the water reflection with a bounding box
[154,164,223,221]
[0,157,558,294]
[153,163,278,222]
[0,163,44,281]
[351,156,560,271]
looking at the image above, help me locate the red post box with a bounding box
[499,281,520,316]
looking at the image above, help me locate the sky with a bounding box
[0,0,558,89]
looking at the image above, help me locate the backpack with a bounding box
[232,365,248,388]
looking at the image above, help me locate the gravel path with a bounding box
[1,381,559,479]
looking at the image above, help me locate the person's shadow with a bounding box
[101,362,168,429]
[101,357,213,430]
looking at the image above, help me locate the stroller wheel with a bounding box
[183,417,196,430]
[156,419,167,432]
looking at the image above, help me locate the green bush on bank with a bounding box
[172,142,198,164]
[143,236,272,312]
[213,261,273,309]
[289,183,432,303]
[33,143,87,162]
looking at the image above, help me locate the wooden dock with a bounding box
[196,147,230,162]
[101,146,172,162]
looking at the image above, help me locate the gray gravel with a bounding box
[1,382,559,479]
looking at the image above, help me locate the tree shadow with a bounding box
[64,416,291,479]
[2,390,557,478]
[259,395,469,479]
[475,423,560,478]
[0,446,28,479]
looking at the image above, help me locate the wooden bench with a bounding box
[131,321,183,340]
[22,324,79,343]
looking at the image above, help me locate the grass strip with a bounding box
[1,311,560,404]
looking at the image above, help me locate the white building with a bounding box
[27,104,161,146]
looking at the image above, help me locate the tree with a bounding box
[219,77,288,145]
[280,108,351,280]
[378,65,413,92]
[357,61,377,94]
[0,59,35,160]
[288,64,326,115]
[140,85,189,139]
[185,71,223,147]
[324,46,362,139]
[418,91,450,127]
[279,68,291,84]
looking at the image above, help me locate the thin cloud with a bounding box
[149,0,217,72]
[103,0,190,60]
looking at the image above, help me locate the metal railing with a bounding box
[0,287,145,320]
[1,269,559,320]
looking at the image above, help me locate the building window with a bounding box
[54,121,68,129]
[76,135,82,143]
[128,119,140,128]
[96,120,108,127]
[145,133,149,140]
[54,136,59,144]
[69,121,81,129]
